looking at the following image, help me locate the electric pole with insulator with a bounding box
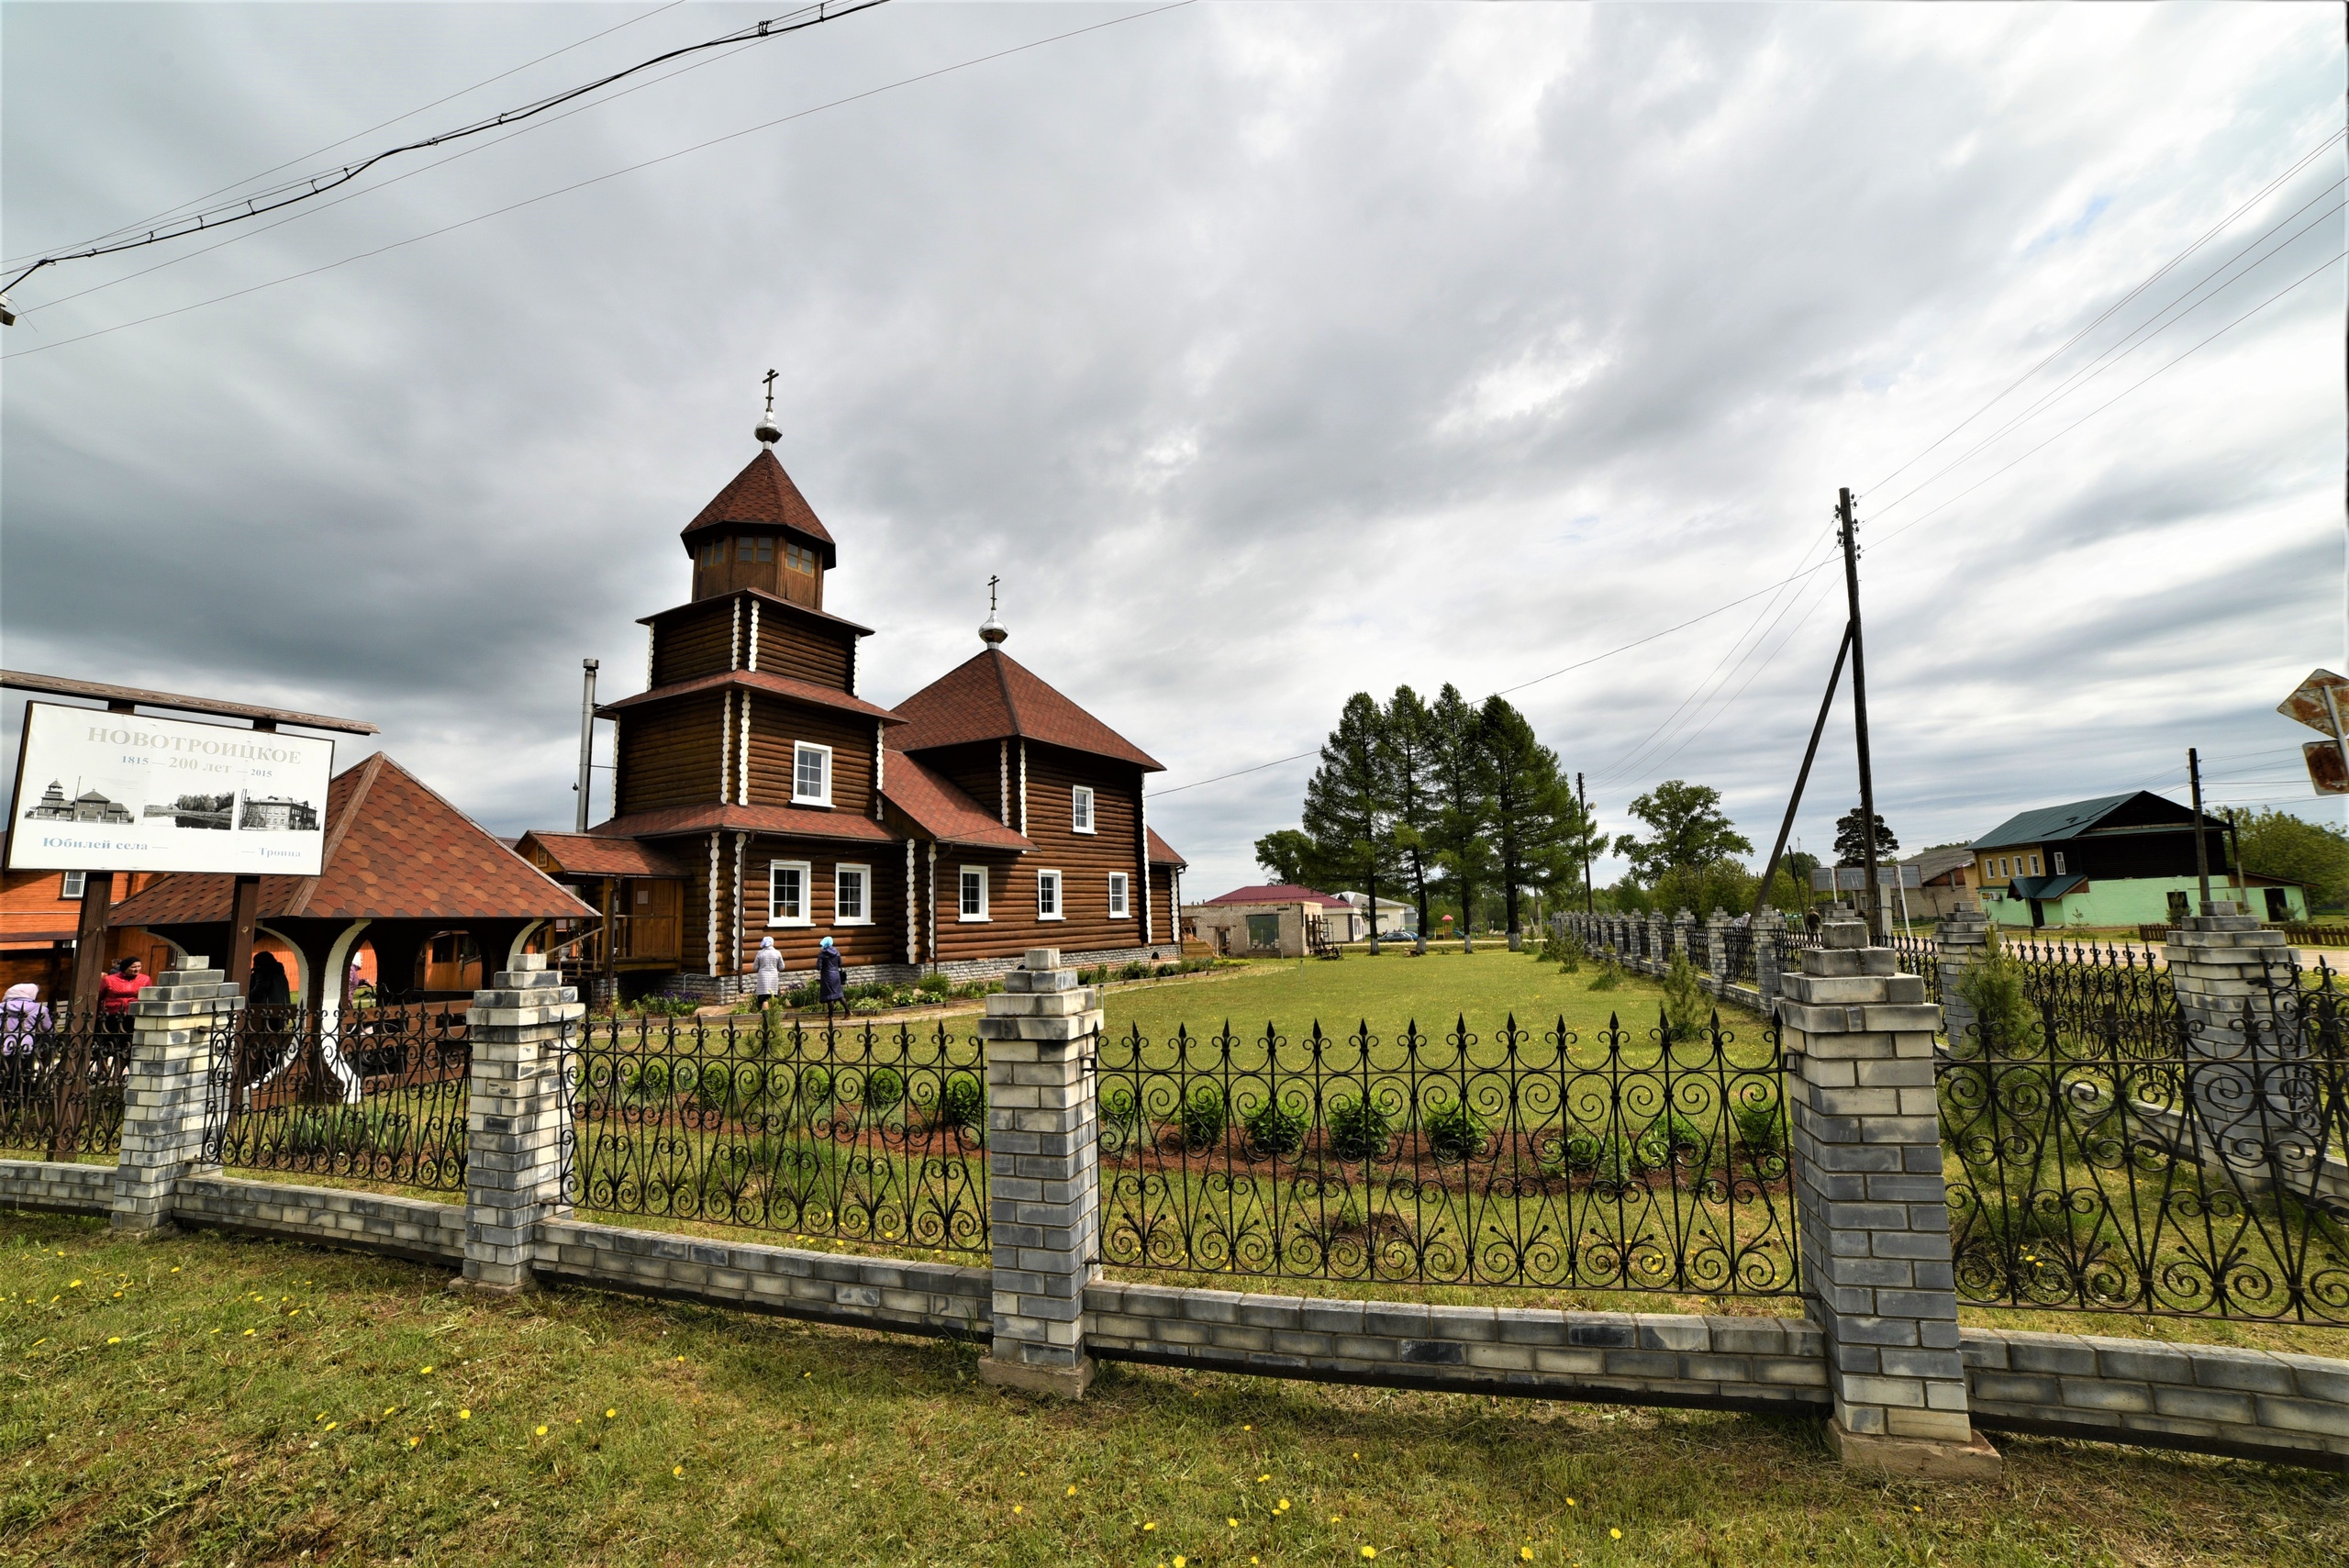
[1837,487,1882,942]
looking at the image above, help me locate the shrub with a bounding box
[623,1057,673,1101]
[1419,1099,1486,1162]
[1179,1085,1229,1150]
[1662,952,1709,1042]
[1731,1095,1786,1161]
[785,983,819,1009]
[1241,1095,1308,1156]
[1120,961,1152,981]
[1100,1083,1141,1132]
[936,1073,985,1136]
[1542,1128,1604,1176]
[1958,931,2042,1052]
[795,1065,834,1108]
[863,1066,905,1111]
[1586,960,1623,992]
[918,972,952,997]
[850,996,885,1016]
[1326,1095,1393,1162]
[888,986,918,1008]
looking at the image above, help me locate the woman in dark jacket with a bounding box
[816,937,847,1027]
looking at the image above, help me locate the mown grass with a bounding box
[4,1211,2343,1568]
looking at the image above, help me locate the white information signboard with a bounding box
[7,702,335,876]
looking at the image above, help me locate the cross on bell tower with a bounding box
[755,368,781,447]
[980,574,1008,646]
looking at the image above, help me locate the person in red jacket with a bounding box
[98,957,151,1015]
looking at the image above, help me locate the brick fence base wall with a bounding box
[662,946,1185,1002]
[5,1162,2343,1473]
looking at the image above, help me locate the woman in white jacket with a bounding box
[752,936,785,1010]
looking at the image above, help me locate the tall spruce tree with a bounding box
[1382,685,1440,951]
[1302,692,1396,953]
[1428,683,1496,950]
[1478,696,1581,948]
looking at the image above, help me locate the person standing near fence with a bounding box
[817,936,845,1027]
[0,982,51,1118]
[752,936,785,1011]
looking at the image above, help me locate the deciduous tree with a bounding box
[1611,780,1752,886]
[1252,828,1330,890]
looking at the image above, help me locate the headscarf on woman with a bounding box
[752,935,785,999]
[0,983,50,1052]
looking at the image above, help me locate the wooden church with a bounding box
[523,401,1186,997]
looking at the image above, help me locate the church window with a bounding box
[793,743,832,806]
[960,866,989,921]
[1071,785,1095,834]
[834,864,871,925]
[1037,870,1063,920]
[785,542,817,575]
[1108,873,1130,918]
[768,862,811,926]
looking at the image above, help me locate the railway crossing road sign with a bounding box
[2277,668,2349,796]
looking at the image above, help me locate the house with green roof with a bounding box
[1968,790,2308,929]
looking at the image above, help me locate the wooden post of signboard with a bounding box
[54,698,137,1158]
[225,719,273,996]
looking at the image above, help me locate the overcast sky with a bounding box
[3,1,2342,900]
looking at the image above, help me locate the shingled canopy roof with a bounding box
[881,752,1034,852]
[1147,828,1186,868]
[889,648,1162,771]
[679,448,837,568]
[110,753,593,926]
[517,830,688,880]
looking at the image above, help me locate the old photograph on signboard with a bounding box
[7,702,335,876]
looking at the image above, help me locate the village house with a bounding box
[1969,790,2307,929]
[549,406,1186,998]
[1183,884,1353,957]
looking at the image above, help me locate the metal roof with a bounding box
[1968,791,2212,851]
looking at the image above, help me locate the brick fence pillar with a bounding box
[112,953,241,1234]
[978,947,1103,1398]
[1754,908,1787,1007]
[1671,908,1695,969]
[1935,904,1990,1046]
[1779,913,2001,1479]
[2163,903,2315,1179]
[459,954,580,1293]
[1706,908,1731,989]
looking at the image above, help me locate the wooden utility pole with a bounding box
[2188,747,2211,914]
[1753,622,1854,920]
[1577,773,1594,914]
[1837,489,1883,942]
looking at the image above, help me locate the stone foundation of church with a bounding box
[661,945,1182,1004]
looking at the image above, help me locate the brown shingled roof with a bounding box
[881,752,1034,852]
[1147,828,1186,868]
[587,803,899,845]
[680,449,837,568]
[638,586,872,638]
[597,669,904,724]
[110,753,594,927]
[517,831,688,879]
[889,649,1162,771]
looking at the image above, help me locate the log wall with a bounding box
[617,694,728,814]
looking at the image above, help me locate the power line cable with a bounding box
[0,0,893,303]
[4,0,690,268]
[1,1,1199,361]
[1862,126,2348,495]
[19,28,775,319]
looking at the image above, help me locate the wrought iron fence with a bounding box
[1939,958,2348,1324]
[1887,932,1940,1006]
[557,1015,989,1253]
[203,1005,471,1191]
[1094,1009,1799,1296]
[2005,938,2177,1061]
[0,1016,129,1159]
[1721,924,1757,987]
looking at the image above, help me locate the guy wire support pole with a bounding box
[2188,745,2211,913]
[575,658,600,833]
[1753,621,1854,922]
[1838,486,1883,942]
[1578,772,1594,914]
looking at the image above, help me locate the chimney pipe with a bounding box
[576,658,600,832]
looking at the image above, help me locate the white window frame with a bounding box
[61,872,86,900]
[959,865,990,922]
[2052,852,2066,875]
[767,860,813,927]
[2029,854,2041,876]
[833,862,873,926]
[1071,785,1096,835]
[1108,872,1130,919]
[792,742,833,806]
[1037,869,1063,921]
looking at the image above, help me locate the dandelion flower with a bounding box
[1565,1497,1576,1507]
[458,1410,471,1421]
[1331,1515,1342,1524]
[1242,1424,1252,1431]
[674,1464,685,1478]
[607,1409,618,1419]
[1258,1474,1270,1483]
[325,1422,338,1432]
[1363,1551,1377,1561]
[171,1267,180,1273]
[407,1436,421,1448]
[106,1337,120,1345]
[1066,1485,1077,1496]
[1609,1529,1621,1540]
[1522,1551,1535,1562]
[1142,1521,1157,1531]
[536,1425,549,1436]
[1229,1518,1239,1528]
[1013,1507,1023,1515]
[420,1365,434,1375]
[242,1329,254,1337]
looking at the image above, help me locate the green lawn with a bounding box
[1101,949,1682,1050]
[5,1212,2343,1568]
